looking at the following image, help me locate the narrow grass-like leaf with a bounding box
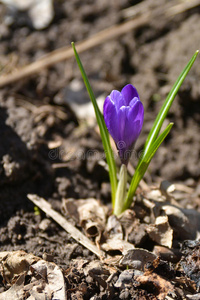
[143,50,199,157]
[123,123,173,211]
[72,42,118,205]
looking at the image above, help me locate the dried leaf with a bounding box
[120,249,157,270]
[153,245,181,263]
[0,250,39,283]
[0,273,25,300]
[118,209,136,240]
[106,215,123,240]
[63,198,107,238]
[101,238,134,255]
[146,215,173,248]
[134,272,174,300]
[146,189,166,203]
[0,251,66,300]
[160,180,193,201]
[30,260,66,300]
[162,205,200,240]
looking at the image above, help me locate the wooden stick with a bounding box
[122,0,200,19]
[0,0,198,88]
[166,0,200,17]
[27,194,105,259]
[0,13,150,87]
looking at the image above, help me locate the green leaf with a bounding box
[123,50,199,212]
[123,123,173,211]
[143,50,199,157]
[72,42,118,205]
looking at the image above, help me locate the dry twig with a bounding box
[27,194,105,259]
[0,0,199,87]
[0,13,149,87]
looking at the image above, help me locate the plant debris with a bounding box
[1,0,200,298]
[0,251,66,300]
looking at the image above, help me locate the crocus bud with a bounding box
[103,84,144,165]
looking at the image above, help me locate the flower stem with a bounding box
[113,164,127,216]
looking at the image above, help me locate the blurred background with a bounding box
[0,0,200,201]
[1,2,200,296]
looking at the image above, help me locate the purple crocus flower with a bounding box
[103,84,144,165]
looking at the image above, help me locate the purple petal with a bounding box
[117,106,131,164]
[124,101,144,147]
[109,90,125,111]
[103,84,144,165]
[117,106,129,143]
[121,84,140,105]
[103,96,120,143]
[129,97,139,107]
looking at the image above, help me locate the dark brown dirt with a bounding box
[0,0,200,298]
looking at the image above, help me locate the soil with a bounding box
[0,0,200,299]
